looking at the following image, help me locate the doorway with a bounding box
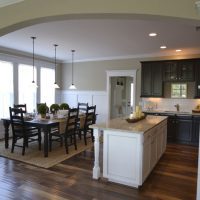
[106,70,137,119]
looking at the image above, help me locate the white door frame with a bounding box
[106,70,137,120]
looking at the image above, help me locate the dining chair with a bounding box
[49,108,79,154]
[82,105,96,145]
[77,102,88,139]
[14,104,27,114]
[14,104,40,132]
[9,107,41,156]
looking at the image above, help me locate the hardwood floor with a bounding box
[0,143,198,200]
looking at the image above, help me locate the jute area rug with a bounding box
[0,138,93,168]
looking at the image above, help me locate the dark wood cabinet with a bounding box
[141,62,163,97]
[163,60,194,82]
[176,116,192,144]
[192,116,200,146]
[178,60,194,81]
[141,62,152,96]
[144,112,198,146]
[194,60,200,98]
[167,116,176,142]
[163,61,178,81]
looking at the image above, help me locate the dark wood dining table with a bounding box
[1,118,59,157]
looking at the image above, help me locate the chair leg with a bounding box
[84,130,87,145]
[78,130,82,140]
[74,133,77,150]
[49,135,52,152]
[60,136,63,147]
[64,136,69,154]
[38,132,41,151]
[11,138,15,153]
[22,138,26,156]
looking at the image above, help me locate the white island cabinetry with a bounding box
[91,115,167,188]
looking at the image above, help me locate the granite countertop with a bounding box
[143,110,200,116]
[90,115,168,133]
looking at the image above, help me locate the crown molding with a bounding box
[0,0,24,8]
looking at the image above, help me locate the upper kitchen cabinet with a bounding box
[141,61,163,97]
[163,60,194,82]
[194,59,200,98]
[163,61,178,81]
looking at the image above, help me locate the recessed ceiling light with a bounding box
[160,46,167,49]
[149,33,157,37]
[176,49,182,52]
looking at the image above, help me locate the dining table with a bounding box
[1,117,59,157]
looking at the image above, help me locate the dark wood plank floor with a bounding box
[0,143,198,200]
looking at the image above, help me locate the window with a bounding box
[40,67,55,107]
[18,64,37,112]
[0,61,13,118]
[171,83,187,98]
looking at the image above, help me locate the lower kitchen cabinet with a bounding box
[192,116,200,146]
[175,116,193,144]
[167,116,176,142]
[144,112,199,146]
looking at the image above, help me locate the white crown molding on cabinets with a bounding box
[0,0,24,8]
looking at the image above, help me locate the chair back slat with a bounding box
[65,108,78,135]
[14,104,27,114]
[9,107,25,136]
[84,105,96,128]
[78,102,88,115]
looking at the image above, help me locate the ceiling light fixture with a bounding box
[176,49,182,52]
[160,46,167,49]
[31,36,38,88]
[69,50,77,90]
[53,44,60,89]
[149,33,157,37]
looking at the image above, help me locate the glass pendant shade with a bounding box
[69,83,77,90]
[69,49,77,90]
[31,36,38,88]
[54,82,60,88]
[54,44,60,89]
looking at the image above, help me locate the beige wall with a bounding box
[61,59,141,104]
[61,59,141,103]
[0,0,199,36]
[61,54,200,105]
[61,59,140,90]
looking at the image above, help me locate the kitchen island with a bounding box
[90,115,167,188]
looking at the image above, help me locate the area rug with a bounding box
[0,138,93,168]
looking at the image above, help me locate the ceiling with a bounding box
[0,18,200,63]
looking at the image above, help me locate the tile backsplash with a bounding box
[141,98,200,112]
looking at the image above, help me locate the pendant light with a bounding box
[53,44,60,88]
[31,36,38,88]
[69,50,77,90]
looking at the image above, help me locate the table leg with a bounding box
[3,120,10,149]
[43,127,49,157]
[93,128,101,179]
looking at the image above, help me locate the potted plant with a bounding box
[59,103,69,110]
[38,104,47,118]
[50,103,60,114]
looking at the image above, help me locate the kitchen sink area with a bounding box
[144,110,193,115]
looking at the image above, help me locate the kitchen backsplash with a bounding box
[141,98,200,112]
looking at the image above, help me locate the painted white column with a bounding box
[93,128,101,179]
